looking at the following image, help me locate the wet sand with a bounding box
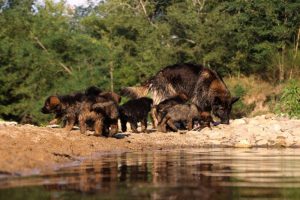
[0,114,299,174]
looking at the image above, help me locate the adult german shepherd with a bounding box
[121,63,239,124]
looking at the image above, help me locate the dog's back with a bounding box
[164,104,198,122]
[119,97,153,119]
[156,93,188,112]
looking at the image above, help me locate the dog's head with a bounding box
[141,97,154,107]
[200,111,213,123]
[211,96,239,124]
[99,92,122,104]
[41,96,61,114]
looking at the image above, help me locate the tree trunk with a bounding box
[279,46,285,82]
[110,62,114,92]
[290,27,300,79]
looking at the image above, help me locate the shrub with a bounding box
[230,84,255,118]
[275,80,300,118]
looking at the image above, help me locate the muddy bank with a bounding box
[0,114,299,174]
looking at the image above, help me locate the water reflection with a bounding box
[1,149,300,199]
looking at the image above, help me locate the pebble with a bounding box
[208,131,223,140]
[46,124,60,128]
[256,139,268,146]
[271,124,282,132]
[0,121,18,126]
[248,119,260,125]
[235,139,252,148]
[231,118,247,126]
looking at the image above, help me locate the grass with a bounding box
[225,76,285,118]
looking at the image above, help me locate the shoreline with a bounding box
[0,114,299,175]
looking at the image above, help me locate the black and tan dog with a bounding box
[78,94,119,137]
[121,63,239,124]
[84,87,121,136]
[41,86,120,136]
[79,91,119,137]
[198,111,214,130]
[151,93,188,127]
[41,92,86,131]
[119,97,153,133]
[157,103,213,133]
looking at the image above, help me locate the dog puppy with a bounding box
[41,93,85,131]
[78,90,120,136]
[41,87,120,136]
[91,98,119,137]
[78,100,104,136]
[99,91,121,104]
[87,90,121,136]
[157,103,201,132]
[41,86,102,131]
[119,97,153,133]
[199,111,214,129]
[152,93,188,127]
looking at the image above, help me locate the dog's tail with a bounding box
[120,78,152,99]
[120,86,149,99]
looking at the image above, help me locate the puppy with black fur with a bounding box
[119,97,153,133]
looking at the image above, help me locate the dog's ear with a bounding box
[49,96,60,107]
[106,92,122,104]
[178,92,189,101]
[231,96,240,105]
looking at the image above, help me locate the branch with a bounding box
[294,27,300,60]
[138,0,155,27]
[194,0,206,12]
[31,33,73,75]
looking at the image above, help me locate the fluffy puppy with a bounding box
[99,91,122,104]
[157,103,202,132]
[119,97,153,133]
[41,87,120,136]
[199,111,214,129]
[41,86,102,131]
[91,97,119,137]
[152,93,188,127]
[41,93,85,131]
[78,100,104,136]
[86,89,121,135]
[78,89,119,137]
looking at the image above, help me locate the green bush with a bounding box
[230,84,255,118]
[276,80,300,118]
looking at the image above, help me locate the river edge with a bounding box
[0,114,299,175]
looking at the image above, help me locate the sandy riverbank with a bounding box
[0,114,299,175]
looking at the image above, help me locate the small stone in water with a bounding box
[235,139,252,148]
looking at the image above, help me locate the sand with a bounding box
[0,114,299,175]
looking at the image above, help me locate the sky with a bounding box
[66,0,88,6]
[51,0,97,6]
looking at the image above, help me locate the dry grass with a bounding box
[225,76,283,117]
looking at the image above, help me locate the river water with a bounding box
[1,148,300,199]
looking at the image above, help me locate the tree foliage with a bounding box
[276,79,300,118]
[0,0,299,123]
